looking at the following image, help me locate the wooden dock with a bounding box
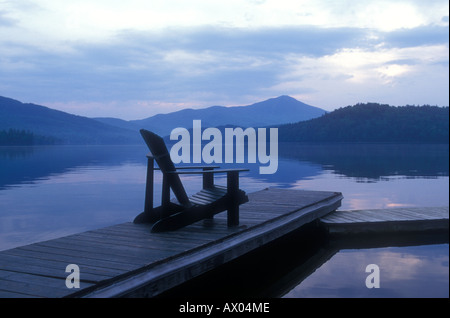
[320,206,449,235]
[0,188,343,298]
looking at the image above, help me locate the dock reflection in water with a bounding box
[157,228,448,298]
[0,143,448,297]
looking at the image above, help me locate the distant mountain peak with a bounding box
[0,96,140,144]
[1,95,327,143]
[127,95,326,136]
[274,95,297,101]
[250,95,313,107]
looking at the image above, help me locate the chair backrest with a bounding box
[140,129,191,207]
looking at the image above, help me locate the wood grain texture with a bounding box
[0,188,342,298]
[320,207,449,235]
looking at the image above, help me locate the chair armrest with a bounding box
[166,168,249,174]
[175,166,220,170]
[154,165,220,171]
[166,168,249,193]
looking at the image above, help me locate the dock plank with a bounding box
[36,239,174,263]
[58,232,199,252]
[0,254,115,282]
[0,188,343,298]
[0,251,124,277]
[0,289,38,298]
[2,247,140,272]
[16,244,153,267]
[320,206,449,235]
[0,272,81,298]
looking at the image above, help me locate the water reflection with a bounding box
[283,233,449,298]
[0,143,449,297]
[0,145,147,190]
[278,143,449,181]
[1,143,448,190]
[156,227,449,298]
[1,143,449,251]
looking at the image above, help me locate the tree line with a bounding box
[2,103,448,145]
[278,103,449,143]
[0,129,58,145]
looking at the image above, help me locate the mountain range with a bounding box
[2,95,447,145]
[94,95,326,136]
[0,96,140,144]
[278,103,449,143]
[0,95,326,144]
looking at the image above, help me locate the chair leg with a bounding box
[144,156,155,217]
[227,204,239,227]
[203,167,215,220]
[135,156,159,224]
[202,167,214,189]
[227,171,240,227]
[161,173,171,219]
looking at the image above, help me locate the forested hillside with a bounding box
[0,96,140,144]
[0,129,59,145]
[278,103,449,143]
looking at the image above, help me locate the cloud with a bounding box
[382,25,449,48]
[0,10,17,27]
[0,1,448,119]
[275,43,449,107]
[2,26,374,109]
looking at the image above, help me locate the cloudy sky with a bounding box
[1,0,448,119]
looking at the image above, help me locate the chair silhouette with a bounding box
[134,129,249,232]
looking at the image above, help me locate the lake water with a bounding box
[0,143,448,297]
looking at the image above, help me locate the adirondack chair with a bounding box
[134,129,249,232]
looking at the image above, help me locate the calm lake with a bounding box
[0,142,448,297]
